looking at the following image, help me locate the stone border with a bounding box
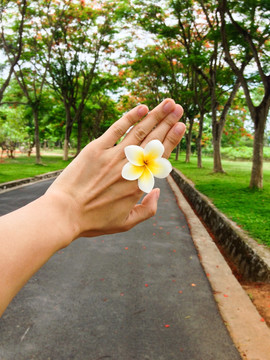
[0,170,63,192]
[171,168,270,283]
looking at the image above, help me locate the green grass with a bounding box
[170,155,270,247]
[0,154,72,184]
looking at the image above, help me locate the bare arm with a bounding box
[0,99,185,316]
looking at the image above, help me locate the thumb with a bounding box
[125,188,160,230]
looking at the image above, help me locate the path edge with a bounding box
[0,170,63,193]
[170,168,270,283]
[168,174,270,360]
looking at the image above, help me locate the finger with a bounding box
[162,122,186,159]
[99,104,149,148]
[120,99,176,147]
[124,188,160,229]
[140,104,184,148]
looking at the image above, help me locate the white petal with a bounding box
[138,167,154,193]
[148,158,172,178]
[124,145,144,166]
[122,162,144,180]
[144,140,164,160]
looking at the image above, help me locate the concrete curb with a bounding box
[0,170,63,193]
[168,175,270,360]
[171,168,270,283]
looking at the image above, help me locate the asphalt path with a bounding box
[0,178,241,360]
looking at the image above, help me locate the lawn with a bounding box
[0,154,72,184]
[170,155,270,247]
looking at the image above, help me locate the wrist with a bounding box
[41,190,81,248]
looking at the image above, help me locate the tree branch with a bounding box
[0,0,27,102]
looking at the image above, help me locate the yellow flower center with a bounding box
[143,159,149,166]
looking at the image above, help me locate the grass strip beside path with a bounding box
[0,155,72,184]
[170,155,270,247]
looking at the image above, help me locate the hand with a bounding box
[46,99,185,241]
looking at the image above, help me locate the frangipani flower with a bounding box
[122,139,172,193]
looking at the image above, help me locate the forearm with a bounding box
[0,193,77,316]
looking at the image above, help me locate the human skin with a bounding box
[0,98,185,316]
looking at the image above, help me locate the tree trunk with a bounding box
[175,143,180,161]
[212,122,225,173]
[211,78,240,173]
[185,118,194,163]
[76,116,83,156]
[63,105,73,161]
[249,108,267,188]
[33,108,41,165]
[196,112,204,168]
[212,127,225,172]
[185,133,191,163]
[213,136,224,173]
[196,139,202,168]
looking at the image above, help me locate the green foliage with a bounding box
[171,155,270,246]
[80,94,120,143]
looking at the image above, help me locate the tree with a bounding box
[132,0,245,172]
[219,0,270,188]
[123,38,197,162]
[1,0,58,164]
[194,73,211,167]
[0,0,27,103]
[82,94,120,143]
[46,0,121,160]
[221,90,251,147]
[0,98,34,158]
[173,0,244,172]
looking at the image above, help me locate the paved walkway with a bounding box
[0,178,241,360]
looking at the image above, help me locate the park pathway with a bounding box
[0,178,241,360]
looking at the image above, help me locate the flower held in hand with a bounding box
[122,140,172,193]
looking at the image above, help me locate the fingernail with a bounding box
[174,122,186,135]
[155,188,160,200]
[137,105,148,117]
[172,105,183,117]
[163,100,175,113]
